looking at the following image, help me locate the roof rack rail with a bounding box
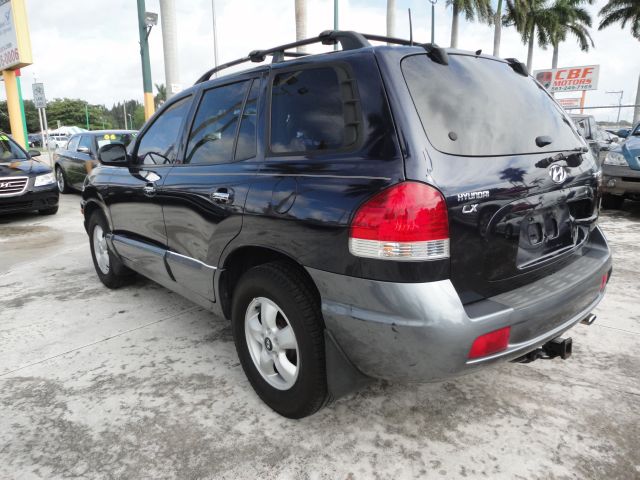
[194,30,448,84]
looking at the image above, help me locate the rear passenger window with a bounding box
[136,96,192,165]
[270,66,360,154]
[185,81,249,165]
[235,79,260,161]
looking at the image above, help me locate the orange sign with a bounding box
[533,65,599,93]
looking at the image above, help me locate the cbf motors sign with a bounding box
[533,65,600,93]
[0,0,32,71]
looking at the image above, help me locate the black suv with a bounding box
[82,31,612,418]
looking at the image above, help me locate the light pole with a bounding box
[128,113,134,130]
[334,0,339,50]
[211,0,219,76]
[429,0,437,44]
[606,90,624,124]
[137,1,157,120]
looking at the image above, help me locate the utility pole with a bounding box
[85,103,89,129]
[334,0,339,50]
[160,0,180,98]
[123,102,128,130]
[211,0,219,76]
[137,0,156,120]
[387,0,395,42]
[606,90,624,124]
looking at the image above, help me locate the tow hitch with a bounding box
[515,337,573,363]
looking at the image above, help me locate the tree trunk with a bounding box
[295,0,306,52]
[451,3,459,48]
[633,73,640,125]
[386,0,396,39]
[493,0,502,57]
[552,43,559,69]
[526,25,535,72]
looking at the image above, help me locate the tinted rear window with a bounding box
[401,54,582,156]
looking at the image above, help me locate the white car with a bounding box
[46,133,70,150]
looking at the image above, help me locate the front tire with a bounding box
[88,211,134,289]
[55,166,70,194]
[232,261,327,418]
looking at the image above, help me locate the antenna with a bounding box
[408,8,413,46]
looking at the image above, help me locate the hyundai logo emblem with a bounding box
[548,164,567,184]
[0,182,8,188]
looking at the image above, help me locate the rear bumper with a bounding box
[0,187,59,215]
[308,227,612,382]
[601,164,640,196]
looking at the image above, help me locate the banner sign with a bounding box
[557,97,582,109]
[0,0,32,71]
[533,65,600,93]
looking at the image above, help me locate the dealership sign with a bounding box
[533,65,599,93]
[557,97,582,109]
[0,0,32,71]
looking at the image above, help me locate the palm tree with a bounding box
[598,0,640,123]
[549,0,594,69]
[387,0,396,38]
[504,0,555,72]
[493,0,504,56]
[295,0,307,52]
[447,0,493,48]
[154,83,166,108]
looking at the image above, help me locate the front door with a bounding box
[105,94,193,279]
[162,77,263,302]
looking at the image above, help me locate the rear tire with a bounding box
[232,261,327,419]
[38,206,58,215]
[55,166,70,194]
[88,211,134,289]
[602,194,624,210]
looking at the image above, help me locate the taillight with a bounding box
[468,327,511,359]
[349,181,449,260]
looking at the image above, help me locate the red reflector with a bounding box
[350,182,448,242]
[599,273,608,291]
[468,327,511,359]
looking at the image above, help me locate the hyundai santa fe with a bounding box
[81,31,612,418]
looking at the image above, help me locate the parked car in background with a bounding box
[46,133,70,150]
[27,133,43,148]
[82,31,611,418]
[570,114,617,164]
[0,132,58,215]
[606,127,631,139]
[601,122,640,209]
[54,130,137,193]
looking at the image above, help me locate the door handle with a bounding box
[211,188,232,204]
[143,183,157,197]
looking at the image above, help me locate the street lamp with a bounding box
[429,0,437,44]
[605,90,624,124]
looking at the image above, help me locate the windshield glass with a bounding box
[401,54,583,156]
[0,134,28,162]
[96,132,137,149]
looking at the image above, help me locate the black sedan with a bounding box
[54,130,137,193]
[0,132,59,216]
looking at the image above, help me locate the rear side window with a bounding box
[185,80,249,165]
[235,79,260,161]
[270,66,360,154]
[136,96,192,165]
[401,54,582,156]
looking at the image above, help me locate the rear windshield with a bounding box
[96,132,136,150]
[401,54,582,156]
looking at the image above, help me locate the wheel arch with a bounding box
[82,197,112,234]
[217,245,321,321]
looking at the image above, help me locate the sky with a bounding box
[7,0,640,123]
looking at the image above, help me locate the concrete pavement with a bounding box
[1,193,639,479]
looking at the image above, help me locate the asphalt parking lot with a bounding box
[1,193,639,480]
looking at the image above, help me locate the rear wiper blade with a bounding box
[535,149,586,168]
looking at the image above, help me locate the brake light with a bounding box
[349,182,449,260]
[599,272,608,291]
[468,327,511,359]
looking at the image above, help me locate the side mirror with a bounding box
[98,143,129,166]
[77,145,91,154]
[28,149,41,157]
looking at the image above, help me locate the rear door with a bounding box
[400,53,599,301]
[161,77,263,302]
[68,134,95,189]
[56,135,79,183]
